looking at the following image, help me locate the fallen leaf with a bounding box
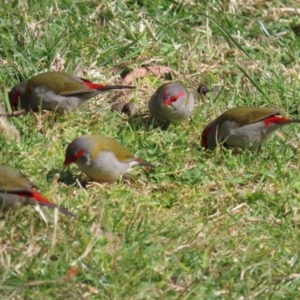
[121,65,173,85]
[65,266,80,281]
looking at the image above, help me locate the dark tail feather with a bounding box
[136,159,155,168]
[277,119,300,125]
[30,191,75,217]
[39,201,75,217]
[55,205,76,217]
[39,202,75,217]
[97,85,136,91]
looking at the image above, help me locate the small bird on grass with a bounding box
[64,135,153,183]
[149,82,194,124]
[9,71,135,113]
[201,107,300,150]
[0,165,74,216]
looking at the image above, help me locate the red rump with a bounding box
[80,77,135,91]
[81,78,105,90]
[264,116,291,126]
[17,190,53,205]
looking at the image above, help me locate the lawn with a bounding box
[1,0,300,299]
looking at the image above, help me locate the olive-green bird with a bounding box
[64,135,153,183]
[0,165,74,216]
[202,107,300,150]
[9,71,135,113]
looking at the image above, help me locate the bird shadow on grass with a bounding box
[46,168,88,188]
[127,113,170,131]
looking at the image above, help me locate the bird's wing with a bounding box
[222,107,281,127]
[0,173,32,192]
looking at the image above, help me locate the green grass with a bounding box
[1,0,300,298]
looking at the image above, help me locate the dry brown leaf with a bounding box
[65,266,80,281]
[121,65,173,85]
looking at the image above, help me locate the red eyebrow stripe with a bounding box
[64,149,85,165]
[201,126,211,148]
[163,91,185,106]
[10,91,20,107]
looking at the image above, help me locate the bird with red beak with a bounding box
[148,82,194,123]
[9,71,135,113]
[0,165,74,216]
[201,107,300,150]
[64,135,153,183]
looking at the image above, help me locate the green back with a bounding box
[25,72,90,96]
[0,165,32,192]
[216,107,281,127]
